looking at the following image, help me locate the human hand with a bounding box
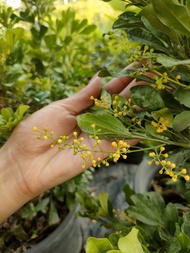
[0,66,138,221]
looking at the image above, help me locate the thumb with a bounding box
[62,75,101,114]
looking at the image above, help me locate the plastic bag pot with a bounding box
[26,209,82,253]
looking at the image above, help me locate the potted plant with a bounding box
[36,0,190,252]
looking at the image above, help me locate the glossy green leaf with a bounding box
[118,228,144,253]
[77,113,132,140]
[85,237,114,253]
[130,85,165,111]
[173,111,190,132]
[152,0,190,37]
[173,88,190,108]
[127,27,168,53]
[140,3,176,41]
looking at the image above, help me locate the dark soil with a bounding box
[0,193,68,253]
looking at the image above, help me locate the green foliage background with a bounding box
[0,0,129,144]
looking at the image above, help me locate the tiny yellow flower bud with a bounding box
[57,139,62,144]
[160,147,165,152]
[91,124,96,129]
[172,176,177,182]
[181,168,187,174]
[184,175,190,181]
[170,163,176,169]
[111,141,118,148]
[73,132,78,137]
[149,152,156,157]
[33,126,38,131]
[43,135,48,140]
[161,160,166,165]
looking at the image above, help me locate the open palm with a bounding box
[1,70,138,207]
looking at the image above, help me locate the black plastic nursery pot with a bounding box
[26,209,82,253]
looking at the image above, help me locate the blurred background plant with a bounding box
[0,0,135,251]
[0,0,132,143]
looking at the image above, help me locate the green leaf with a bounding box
[151,108,173,128]
[177,232,190,250]
[48,200,60,225]
[157,55,190,68]
[108,251,123,253]
[1,108,14,120]
[98,193,113,218]
[173,111,190,132]
[173,88,190,108]
[118,228,145,253]
[98,69,113,77]
[36,198,49,213]
[127,192,165,226]
[167,237,181,253]
[181,213,190,236]
[5,27,24,48]
[130,85,165,111]
[152,0,190,37]
[44,34,57,49]
[163,203,178,236]
[122,183,136,206]
[140,3,177,41]
[15,104,30,121]
[77,113,132,140]
[85,237,114,253]
[80,24,96,35]
[113,11,143,30]
[127,27,169,53]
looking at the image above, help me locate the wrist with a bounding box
[0,143,31,223]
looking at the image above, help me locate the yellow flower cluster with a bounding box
[33,126,130,169]
[90,95,110,109]
[151,117,168,133]
[148,147,190,182]
[90,94,136,119]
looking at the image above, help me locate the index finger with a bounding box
[104,63,135,95]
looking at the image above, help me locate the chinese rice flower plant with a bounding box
[34,0,190,183]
